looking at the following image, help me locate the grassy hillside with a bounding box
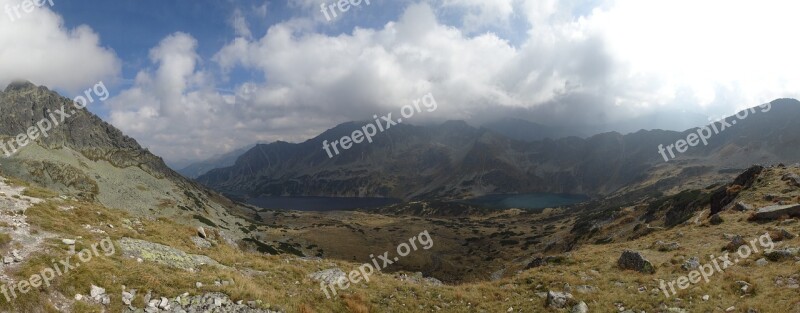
[0,164,798,312]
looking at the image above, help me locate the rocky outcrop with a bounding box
[116,237,223,271]
[710,165,763,215]
[308,268,346,285]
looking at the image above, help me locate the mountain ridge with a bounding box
[197,99,800,201]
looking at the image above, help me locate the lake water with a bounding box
[246,193,588,212]
[246,196,400,212]
[457,193,589,210]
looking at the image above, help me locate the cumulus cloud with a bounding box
[106,0,800,163]
[0,0,119,92]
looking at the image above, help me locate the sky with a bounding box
[1,0,799,166]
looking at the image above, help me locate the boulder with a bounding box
[782,173,800,187]
[545,291,574,309]
[617,250,655,274]
[723,235,747,252]
[682,257,700,271]
[710,214,724,225]
[197,227,207,239]
[753,204,800,220]
[729,201,753,212]
[122,291,135,305]
[90,285,106,299]
[765,248,799,262]
[308,268,347,285]
[571,301,589,313]
[768,228,796,241]
[651,241,681,252]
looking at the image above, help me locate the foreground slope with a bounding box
[1,163,799,312]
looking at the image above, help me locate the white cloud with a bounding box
[231,9,252,39]
[110,1,800,162]
[585,0,800,112]
[0,0,120,92]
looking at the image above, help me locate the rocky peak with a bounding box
[2,80,41,93]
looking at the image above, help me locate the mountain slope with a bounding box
[0,81,255,239]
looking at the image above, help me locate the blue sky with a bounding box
[2,0,799,166]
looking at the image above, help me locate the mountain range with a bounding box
[196,99,800,201]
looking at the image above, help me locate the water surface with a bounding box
[457,193,588,210]
[247,196,400,212]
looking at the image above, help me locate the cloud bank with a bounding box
[2,0,799,163]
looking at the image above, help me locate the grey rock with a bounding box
[90,285,106,299]
[765,248,799,261]
[652,240,680,252]
[191,236,212,249]
[682,256,701,271]
[725,201,753,212]
[197,226,207,239]
[571,301,588,313]
[617,250,655,274]
[754,204,800,220]
[736,281,752,295]
[782,173,800,187]
[122,291,134,305]
[308,268,346,285]
[158,297,169,309]
[117,237,223,271]
[545,291,573,309]
[724,235,747,252]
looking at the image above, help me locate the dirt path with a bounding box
[0,177,55,284]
